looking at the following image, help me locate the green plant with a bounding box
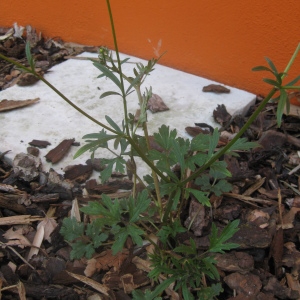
[1,1,299,297]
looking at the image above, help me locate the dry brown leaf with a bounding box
[120,273,136,294]
[3,227,31,248]
[16,280,26,300]
[37,217,58,242]
[84,250,128,277]
[247,209,270,228]
[184,199,207,236]
[282,207,300,229]
[67,271,109,296]
[27,223,44,260]
[46,206,56,218]
[8,261,17,273]
[286,273,300,294]
[71,198,81,222]
[0,98,39,112]
[132,256,152,273]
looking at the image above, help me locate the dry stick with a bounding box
[223,192,277,206]
[278,189,283,227]
[288,163,300,175]
[0,241,34,269]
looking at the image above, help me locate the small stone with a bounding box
[13,153,42,181]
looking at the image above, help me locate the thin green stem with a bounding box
[162,190,177,223]
[0,53,120,134]
[182,88,277,185]
[182,43,300,185]
[282,86,300,90]
[283,43,300,75]
[0,53,171,181]
[105,0,170,192]
[134,86,163,215]
[105,0,130,137]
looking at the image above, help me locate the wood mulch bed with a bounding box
[1,25,300,299]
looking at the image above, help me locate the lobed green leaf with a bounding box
[186,188,210,206]
[209,220,240,253]
[60,217,84,241]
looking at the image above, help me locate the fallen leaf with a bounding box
[27,223,44,260]
[0,98,39,112]
[70,198,81,222]
[3,227,31,248]
[16,280,26,300]
[84,250,128,277]
[0,27,14,40]
[37,217,58,242]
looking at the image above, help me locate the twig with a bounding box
[0,241,34,269]
[288,163,300,175]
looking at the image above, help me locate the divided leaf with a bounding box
[209,220,240,253]
[153,125,177,150]
[60,217,84,241]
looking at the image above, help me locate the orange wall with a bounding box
[1,1,300,95]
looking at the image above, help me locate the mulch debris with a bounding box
[0,23,98,91]
[1,24,300,299]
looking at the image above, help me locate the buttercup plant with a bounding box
[0,0,299,297]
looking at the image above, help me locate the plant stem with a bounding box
[105,0,130,137]
[134,85,163,214]
[182,87,277,185]
[182,43,300,185]
[3,54,174,183]
[162,190,177,223]
[282,86,300,90]
[283,43,300,76]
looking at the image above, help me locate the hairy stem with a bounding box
[105,0,130,137]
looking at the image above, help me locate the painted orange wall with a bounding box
[1,1,300,95]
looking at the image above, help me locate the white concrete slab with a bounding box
[0,52,255,180]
